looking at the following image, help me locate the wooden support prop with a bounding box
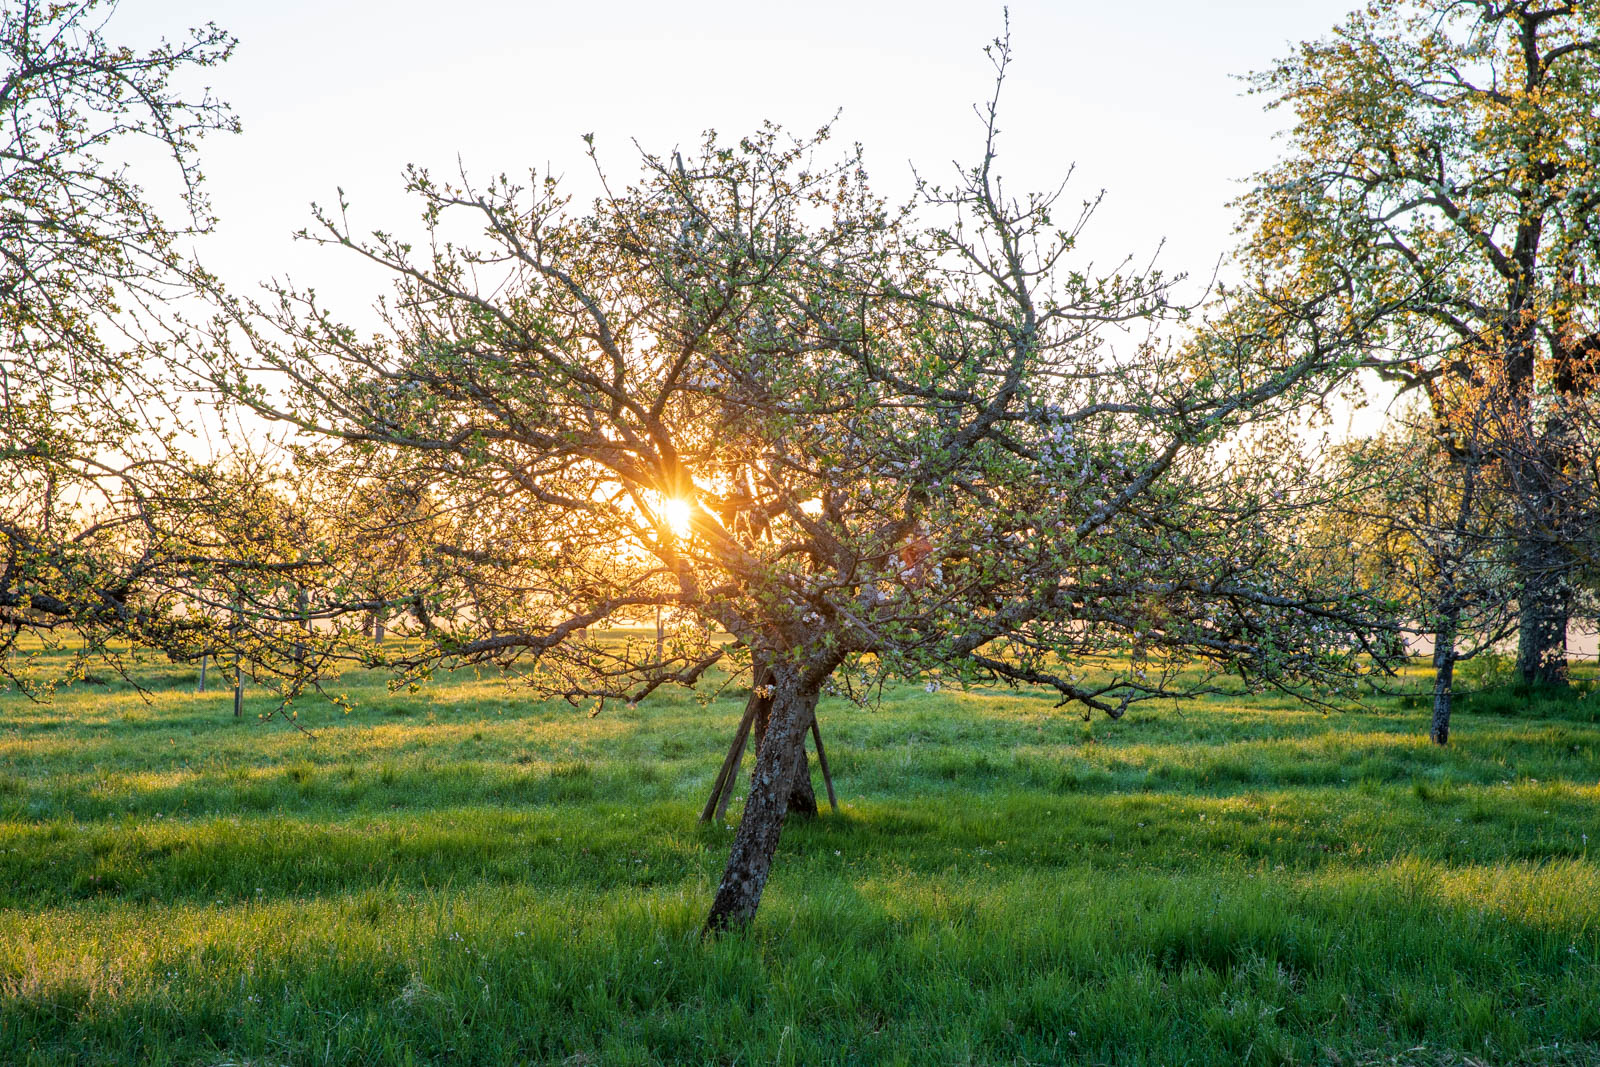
[713,723,752,823]
[810,719,838,812]
[700,700,757,822]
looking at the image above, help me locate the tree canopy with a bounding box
[1234,0,1600,685]
[0,0,239,686]
[194,37,1394,930]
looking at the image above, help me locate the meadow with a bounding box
[1,644,1598,1066]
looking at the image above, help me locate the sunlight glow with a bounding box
[661,497,694,540]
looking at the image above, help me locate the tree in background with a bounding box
[0,0,240,686]
[1325,396,1520,745]
[201,36,1394,931]
[1235,0,1600,686]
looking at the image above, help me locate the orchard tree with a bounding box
[159,457,346,705]
[0,0,240,683]
[1324,400,1520,744]
[1236,0,1600,686]
[203,37,1394,932]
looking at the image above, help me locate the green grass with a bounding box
[2,647,1599,1065]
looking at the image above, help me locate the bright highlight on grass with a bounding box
[2,651,1598,1064]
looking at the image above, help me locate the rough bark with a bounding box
[230,606,242,717]
[1516,535,1571,687]
[293,587,310,665]
[704,674,819,934]
[1431,615,1458,747]
[1507,348,1575,687]
[752,667,818,817]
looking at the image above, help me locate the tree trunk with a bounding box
[1516,534,1570,686]
[704,674,820,934]
[1499,307,1572,687]
[230,604,242,718]
[752,667,818,817]
[293,586,310,665]
[1431,615,1458,746]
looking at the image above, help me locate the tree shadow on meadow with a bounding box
[5,857,1598,1066]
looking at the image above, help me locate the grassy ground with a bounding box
[1,644,1598,1066]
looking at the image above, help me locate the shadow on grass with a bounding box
[4,862,1598,1066]
[4,768,1594,913]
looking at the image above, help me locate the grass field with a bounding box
[2,645,1598,1066]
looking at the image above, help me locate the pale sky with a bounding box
[116,0,1360,313]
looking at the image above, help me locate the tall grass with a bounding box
[1,646,1597,1065]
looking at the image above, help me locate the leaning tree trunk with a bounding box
[752,664,818,817]
[704,673,820,934]
[1516,533,1571,687]
[1430,614,1459,746]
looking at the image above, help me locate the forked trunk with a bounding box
[703,662,817,823]
[704,674,820,934]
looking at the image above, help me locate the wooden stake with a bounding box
[713,720,752,823]
[700,700,757,822]
[810,718,838,812]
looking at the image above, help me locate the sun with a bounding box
[661,497,694,539]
